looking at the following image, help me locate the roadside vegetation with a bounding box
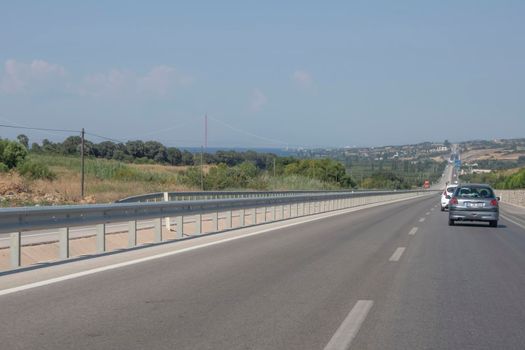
[461,167,525,189]
[346,159,446,189]
[0,134,448,206]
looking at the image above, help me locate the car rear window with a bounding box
[446,187,456,193]
[454,186,494,198]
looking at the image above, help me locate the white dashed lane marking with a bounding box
[323,300,374,350]
[389,247,406,262]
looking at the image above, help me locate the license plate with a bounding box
[467,203,483,208]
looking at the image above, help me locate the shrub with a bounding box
[179,166,204,189]
[0,162,8,173]
[0,140,28,168]
[17,161,57,180]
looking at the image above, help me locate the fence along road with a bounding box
[0,190,433,270]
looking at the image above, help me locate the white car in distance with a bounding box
[441,184,458,211]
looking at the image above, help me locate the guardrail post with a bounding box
[10,232,21,268]
[280,205,284,220]
[96,223,106,253]
[164,192,172,231]
[287,204,291,218]
[212,212,219,231]
[154,218,162,243]
[262,207,267,223]
[196,214,202,234]
[252,208,257,225]
[226,210,232,229]
[272,206,276,221]
[239,209,245,227]
[59,227,70,259]
[128,221,137,248]
[176,216,184,238]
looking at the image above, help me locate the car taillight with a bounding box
[490,199,498,206]
[450,197,458,205]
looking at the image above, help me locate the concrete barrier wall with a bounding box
[497,190,525,208]
[0,191,430,270]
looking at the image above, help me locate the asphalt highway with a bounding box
[1,194,524,349]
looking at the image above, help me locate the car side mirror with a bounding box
[496,196,500,201]
[446,195,451,199]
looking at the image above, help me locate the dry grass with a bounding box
[0,154,198,206]
[462,148,525,162]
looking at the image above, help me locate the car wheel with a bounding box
[448,219,455,226]
[489,220,498,228]
[440,206,445,212]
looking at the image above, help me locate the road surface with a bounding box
[1,193,524,349]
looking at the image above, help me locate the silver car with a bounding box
[448,184,499,227]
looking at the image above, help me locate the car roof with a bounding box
[456,183,493,188]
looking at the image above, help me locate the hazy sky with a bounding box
[1,1,524,148]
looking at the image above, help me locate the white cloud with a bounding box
[80,65,192,98]
[138,65,192,96]
[79,69,135,97]
[292,70,314,88]
[250,88,267,112]
[0,59,66,93]
[0,59,191,98]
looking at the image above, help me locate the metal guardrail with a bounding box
[1,190,438,270]
[116,190,361,203]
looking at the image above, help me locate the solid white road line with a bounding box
[419,217,426,222]
[389,247,406,262]
[323,300,374,350]
[0,195,429,297]
[500,214,525,230]
[408,227,418,236]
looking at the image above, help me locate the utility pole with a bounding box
[200,146,204,190]
[204,113,208,150]
[80,128,85,199]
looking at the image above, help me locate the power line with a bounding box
[208,116,290,147]
[84,131,126,144]
[142,119,196,137]
[0,122,127,144]
[0,123,78,133]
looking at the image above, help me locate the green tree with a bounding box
[166,147,182,165]
[1,140,28,168]
[61,136,81,155]
[181,150,194,165]
[17,134,29,149]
